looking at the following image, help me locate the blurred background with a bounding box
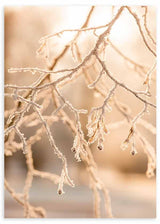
[4,6,156,218]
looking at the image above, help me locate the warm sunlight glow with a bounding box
[4,5,156,219]
[110,11,135,44]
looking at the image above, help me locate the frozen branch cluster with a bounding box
[5,6,156,218]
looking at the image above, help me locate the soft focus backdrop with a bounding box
[5,6,156,218]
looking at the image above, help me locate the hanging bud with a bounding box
[120,139,129,151]
[71,147,76,153]
[98,145,103,151]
